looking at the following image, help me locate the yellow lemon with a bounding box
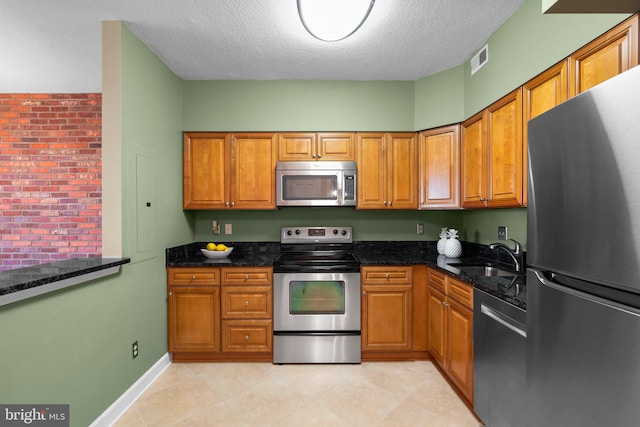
[206,243,216,251]
[216,244,227,251]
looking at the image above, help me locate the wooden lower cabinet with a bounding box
[167,266,273,362]
[427,268,474,404]
[168,285,220,353]
[361,265,429,360]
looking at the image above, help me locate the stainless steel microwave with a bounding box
[276,161,357,207]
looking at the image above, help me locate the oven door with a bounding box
[273,272,361,332]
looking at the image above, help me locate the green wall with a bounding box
[414,65,465,130]
[183,80,415,131]
[194,208,463,242]
[0,23,188,427]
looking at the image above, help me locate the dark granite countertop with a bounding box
[0,257,131,306]
[353,241,526,310]
[166,242,281,268]
[165,240,526,310]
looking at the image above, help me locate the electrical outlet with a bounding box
[132,341,139,359]
[417,223,424,235]
[498,226,508,240]
[225,223,232,234]
[212,220,220,235]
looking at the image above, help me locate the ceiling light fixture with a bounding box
[297,0,376,42]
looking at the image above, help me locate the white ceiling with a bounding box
[0,0,525,93]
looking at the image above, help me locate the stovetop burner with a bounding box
[273,226,360,273]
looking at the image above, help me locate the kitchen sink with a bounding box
[447,263,516,278]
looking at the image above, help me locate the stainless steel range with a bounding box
[273,226,361,364]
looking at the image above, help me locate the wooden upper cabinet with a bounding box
[418,125,460,209]
[523,59,569,205]
[183,132,277,210]
[486,88,523,208]
[183,132,229,209]
[357,132,418,209]
[278,132,355,161]
[570,15,639,97]
[461,88,523,208]
[460,111,487,208]
[231,133,277,209]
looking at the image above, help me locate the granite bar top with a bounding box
[166,240,526,310]
[0,257,131,306]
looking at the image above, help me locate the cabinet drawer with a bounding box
[168,268,219,285]
[221,320,273,352]
[221,267,272,285]
[428,268,447,294]
[448,277,473,309]
[361,266,412,284]
[221,285,272,319]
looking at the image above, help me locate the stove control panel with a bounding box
[281,226,352,243]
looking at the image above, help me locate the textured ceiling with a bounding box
[1,0,525,92]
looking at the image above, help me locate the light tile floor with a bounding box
[114,361,481,427]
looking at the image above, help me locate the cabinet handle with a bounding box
[317,154,322,158]
[385,273,390,280]
[168,292,173,296]
[383,200,388,206]
[244,300,249,306]
[388,201,392,207]
[230,201,235,207]
[244,335,250,341]
[244,274,249,281]
[312,153,316,158]
[225,201,230,206]
[191,275,196,280]
[363,290,367,295]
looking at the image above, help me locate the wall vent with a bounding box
[471,44,489,75]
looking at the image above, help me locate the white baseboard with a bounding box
[90,353,172,427]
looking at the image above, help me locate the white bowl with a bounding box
[200,247,233,259]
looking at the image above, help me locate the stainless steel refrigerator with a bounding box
[526,65,640,427]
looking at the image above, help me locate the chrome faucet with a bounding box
[489,239,524,273]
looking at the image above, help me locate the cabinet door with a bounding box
[362,284,412,351]
[523,60,569,205]
[183,132,229,209]
[419,125,460,209]
[570,15,639,97]
[168,286,220,353]
[278,132,316,161]
[230,133,277,209]
[486,88,523,207]
[317,132,355,161]
[357,133,387,208]
[461,111,487,208]
[386,132,418,209]
[427,285,447,368]
[447,297,474,402]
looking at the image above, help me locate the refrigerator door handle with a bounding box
[480,304,527,337]
[532,269,640,317]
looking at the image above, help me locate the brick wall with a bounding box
[0,93,102,270]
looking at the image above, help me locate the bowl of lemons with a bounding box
[201,243,233,259]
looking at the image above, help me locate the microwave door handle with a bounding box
[338,174,344,205]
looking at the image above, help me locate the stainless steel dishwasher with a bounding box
[474,289,526,427]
